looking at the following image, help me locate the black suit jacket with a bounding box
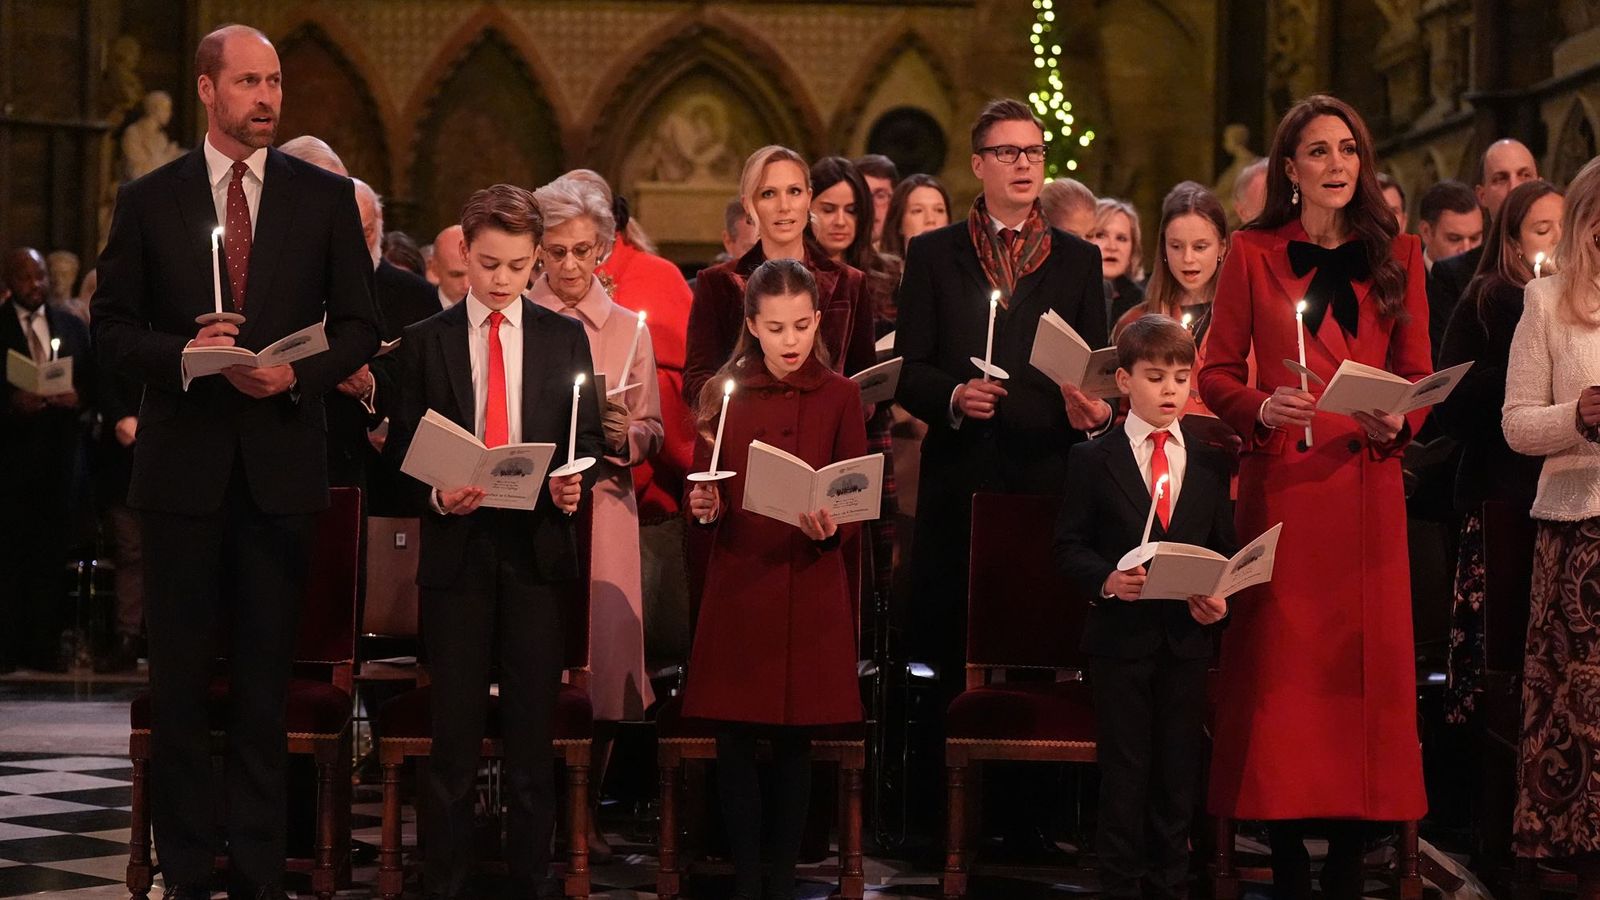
[1053,419,1238,660]
[1,301,93,509]
[91,146,378,516]
[384,297,604,588]
[1425,244,1483,365]
[894,221,1107,499]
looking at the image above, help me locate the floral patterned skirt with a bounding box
[1446,511,1485,725]
[1513,517,1600,858]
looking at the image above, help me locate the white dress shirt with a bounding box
[438,286,457,311]
[13,301,51,362]
[202,136,266,231]
[462,291,523,445]
[1123,410,1188,512]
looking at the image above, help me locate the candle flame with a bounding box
[638,311,647,325]
[212,226,224,238]
[990,289,1001,303]
[1181,313,1193,328]
[723,378,735,396]
[1155,473,1169,495]
[574,373,585,386]
[1535,251,1546,264]
[1295,300,1307,314]
[50,338,60,352]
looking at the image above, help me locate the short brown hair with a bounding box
[195,24,270,83]
[853,154,899,183]
[459,183,543,244]
[1116,314,1196,371]
[970,98,1045,153]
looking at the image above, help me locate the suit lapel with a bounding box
[954,229,989,293]
[439,305,475,432]
[0,302,27,356]
[1104,430,1155,519]
[239,148,296,344]
[1007,253,1049,313]
[519,299,547,441]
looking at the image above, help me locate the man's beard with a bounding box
[219,100,277,149]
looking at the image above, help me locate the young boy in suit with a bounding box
[1053,314,1237,900]
[385,184,604,900]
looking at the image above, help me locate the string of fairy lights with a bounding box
[1027,0,1094,179]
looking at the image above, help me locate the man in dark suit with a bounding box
[384,184,602,900]
[2,247,92,673]
[90,24,377,900]
[1054,315,1235,900]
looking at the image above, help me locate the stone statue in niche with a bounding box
[1268,0,1319,107]
[1212,124,1261,208]
[101,35,145,124]
[121,91,184,181]
[1418,20,1464,126]
[640,95,741,185]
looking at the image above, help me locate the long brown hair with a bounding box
[1253,94,1406,318]
[694,259,834,438]
[811,155,901,325]
[881,174,953,255]
[1139,181,1229,320]
[1464,179,1561,328]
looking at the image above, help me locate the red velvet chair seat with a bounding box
[653,692,866,742]
[376,683,593,742]
[945,680,1097,744]
[130,678,352,736]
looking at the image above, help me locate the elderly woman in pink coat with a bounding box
[530,175,663,860]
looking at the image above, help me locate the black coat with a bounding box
[91,146,379,516]
[1434,277,1543,511]
[1053,419,1238,660]
[1425,245,1483,365]
[383,297,604,588]
[2,301,93,513]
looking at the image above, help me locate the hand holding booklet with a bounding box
[182,321,329,382]
[1296,358,1472,416]
[742,440,885,526]
[1117,523,1283,601]
[6,350,74,396]
[1030,309,1121,398]
[851,357,902,406]
[399,409,556,510]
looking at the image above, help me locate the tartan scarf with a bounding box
[967,195,1052,308]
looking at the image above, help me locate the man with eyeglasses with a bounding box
[894,97,1109,854]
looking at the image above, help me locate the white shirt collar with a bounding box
[988,207,1028,235]
[464,291,522,329]
[12,299,43,323]
[203,135,267,192]
[1124,410,1185,449]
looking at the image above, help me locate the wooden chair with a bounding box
[942,492,1094,899]
[127,486,362,900]
[375,507,595,900]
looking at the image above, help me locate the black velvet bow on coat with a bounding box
[1287,239,1369,337]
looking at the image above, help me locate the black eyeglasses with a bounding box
[978,144,1047,164]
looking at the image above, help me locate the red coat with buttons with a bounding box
[1197,221,1430,821]
[682,355,866,725]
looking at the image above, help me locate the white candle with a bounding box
[1140,474,1169,548]
[49,337,60,362]
[618,310,645,390]
[982,289,1000,382]
[567,374,584,467]
[708,379,734,475]
[1534,251,1546,279]
[1295,300,1313,449]
[1181,312,1193,330]
[211,226,225,316]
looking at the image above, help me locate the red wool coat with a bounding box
[1197,221,1430,821]
[681,355,866,726]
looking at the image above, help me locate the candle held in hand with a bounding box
[49,337,60,362]
[211,226,225,316]
[1295,300,1313,449]
[1534,251,1546,279]
[1140,474,1169,548]
[618,310,645,391]
[708,378,734,475]
[567,374,584,467]
[982,289,1000,382]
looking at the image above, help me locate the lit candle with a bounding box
[708,379,734,475]
[210,226,225,317]
[1140,474,1169,548]
[618,310,645,391]
[49,337,60,362]
[567,374,584,467]
[1534,251,1546,279]
[982,289,1000,382]
[1181,312,1194,330]
[1295,300,1313,449]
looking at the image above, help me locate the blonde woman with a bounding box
[1090,197,1146,323]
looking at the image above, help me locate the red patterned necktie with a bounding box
[484,311,509,447]
[1150,430,1171,529]
[225,160,253,310]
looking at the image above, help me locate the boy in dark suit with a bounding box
[1053,314,1236,900]
[385,184,603,900]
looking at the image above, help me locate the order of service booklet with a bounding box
[1314,359,1473,416]
[5,349,74,396]
[851,357,902,406]
[1030,309,1121,398]
[1136,523,1284,601]
[399,409,557,510]
[181,321,329,381]
[742,440,885,526]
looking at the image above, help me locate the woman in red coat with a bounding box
[684,259,866,900]
[1197,95,1430,900]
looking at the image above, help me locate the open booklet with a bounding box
[1305,359,1473,416]
[1030,309,1121,398]
[6,349,74,396]
[399,409,556,510]
[182,321,329,382]
[1131,523,1284,601]
[742,440,885,526]
[851,357,902,406]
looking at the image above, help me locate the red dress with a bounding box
[681,355,866,726]
[1197,221,1430,821]
[599,238,695,519]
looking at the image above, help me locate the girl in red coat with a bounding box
[1197,95,1430,900]
[684,258,866,900]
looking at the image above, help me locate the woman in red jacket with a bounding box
[1197,94,1430,900]
[683,258,866,900]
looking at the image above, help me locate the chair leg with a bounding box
[657,760,682,900]
[1398,820,1423,900]
[126,752,153,899]
[314,754,337,900]
[565,762,590,899]
[943,763,968,900]
[379,759,404,900]
[1210,815,1239,900]
[838,761,864,900]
